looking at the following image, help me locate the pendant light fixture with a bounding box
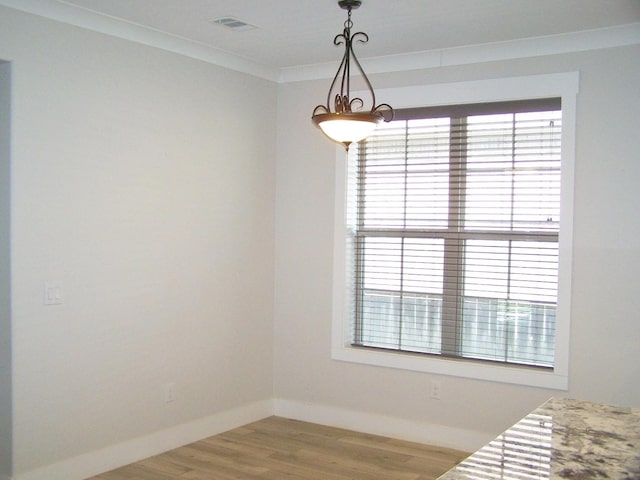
[312,0,393,150]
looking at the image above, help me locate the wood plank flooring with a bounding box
[87,417,468,480]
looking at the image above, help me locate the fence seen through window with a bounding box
[352,100,562,368]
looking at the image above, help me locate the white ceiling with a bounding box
[3,0,640,79]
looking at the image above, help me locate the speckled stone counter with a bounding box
[438,397,640,480]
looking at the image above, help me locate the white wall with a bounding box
[274,44,640,449]
[0,60,12,480]
[0,6,276,478]
[2,2,639,478]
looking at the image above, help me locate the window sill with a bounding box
[332,344,569,390]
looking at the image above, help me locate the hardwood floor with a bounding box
[87,417,469,480]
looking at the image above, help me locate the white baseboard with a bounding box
[274,398,493,453]
[12,397,493,480]
[12,399,274,480]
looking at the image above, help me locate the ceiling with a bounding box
[3,0,640,79]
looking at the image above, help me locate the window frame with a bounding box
[332,73,579,390]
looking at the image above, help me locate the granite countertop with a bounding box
[438,397,640,480]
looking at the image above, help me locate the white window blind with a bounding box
[352,98,562,368]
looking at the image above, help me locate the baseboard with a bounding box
[274,398,492,453]
[12,399,274,480]
[13,397,492,479]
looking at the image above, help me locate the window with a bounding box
[353,99,561,368]
[332,74,578,389]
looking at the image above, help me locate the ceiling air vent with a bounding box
[211,16,257,31]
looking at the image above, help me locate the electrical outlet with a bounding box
[164,383,176,403]
[430,380,442,400]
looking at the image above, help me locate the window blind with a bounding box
[352,98,562,368]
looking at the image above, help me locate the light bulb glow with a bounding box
[312,112,381,148]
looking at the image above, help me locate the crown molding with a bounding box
[279,22,640,83]
[0,0,281,82]
[1,0,639,84]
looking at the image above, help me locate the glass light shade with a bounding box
[313,112,381,148]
